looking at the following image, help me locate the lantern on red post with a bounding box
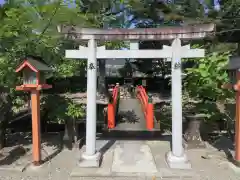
[15,56,52,166]
[224,55,240,166]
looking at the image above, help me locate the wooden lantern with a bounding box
[15,56,52,166]
[225,55,240,166]
[15,56,52,91]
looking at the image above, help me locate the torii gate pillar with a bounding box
[165,38,191,169]
[79,37,101,167]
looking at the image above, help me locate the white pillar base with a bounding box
[78,151,102,168]
[165,151,191,169]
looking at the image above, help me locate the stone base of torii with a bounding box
[62,25,215,169]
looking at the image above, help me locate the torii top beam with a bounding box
[58,23,215,41]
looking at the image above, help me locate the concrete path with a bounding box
[104,97,160,174]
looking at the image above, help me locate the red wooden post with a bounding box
[235,91,240,161]
[235,72,240,163]
[31,90,42,165]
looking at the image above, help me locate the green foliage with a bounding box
[1,0,238,128]
[66,102,85,120]
[0,0,112,125]
[184,49,233,101]
[41,95,85,124]
[0,55,18,89]
[54,60,86,78]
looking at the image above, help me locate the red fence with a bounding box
[107,84,119,129]
[136,85,154,130]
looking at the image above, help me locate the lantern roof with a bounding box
[227,56,240,70]
[16,56,52,73]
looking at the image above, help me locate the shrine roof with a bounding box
[59,23,215,41]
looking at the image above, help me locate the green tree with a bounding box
[184,50,232,102]
[0,0,106,148]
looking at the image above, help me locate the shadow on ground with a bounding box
[0,132,63,166]
[0,146,28,166]
[100,130,171,142]
[117,110,140,124]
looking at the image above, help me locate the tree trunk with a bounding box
[103,106,108,130]
[41,109,48,133]
[0,90,12,149]
[0,118,6,149]
[184,115,206,149]
[63,119,73,150]
[72,119,78,145]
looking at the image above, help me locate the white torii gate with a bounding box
[65,38,204,169]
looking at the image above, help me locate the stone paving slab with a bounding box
[70,140,115,177]
[71,140,226,179]
[147,141,196,178]
[71,140,160,178]
[71,150,113,177]
[112,142,157,173]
